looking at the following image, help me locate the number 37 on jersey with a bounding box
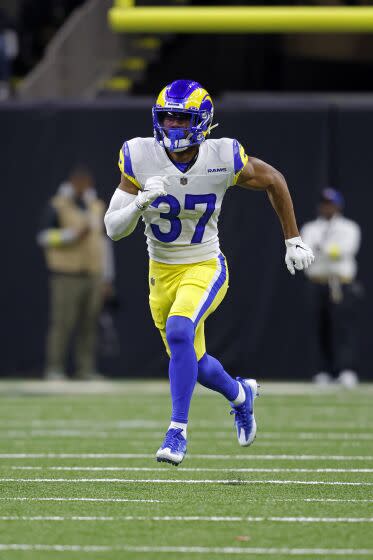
[118,136,248,263]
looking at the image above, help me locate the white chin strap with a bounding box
[162,135,191,152]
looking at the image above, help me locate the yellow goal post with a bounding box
[109,5,373,33]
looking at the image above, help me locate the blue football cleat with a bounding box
[156,428,187,466]
[230,378,259,446]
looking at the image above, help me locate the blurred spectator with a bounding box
[0,8,18,100]
[301,189,362,388]
[37,166,114,380]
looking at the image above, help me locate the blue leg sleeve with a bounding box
[198,353,239,402]
[166,316,198,424]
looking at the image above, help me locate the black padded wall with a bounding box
[0,98,370,379]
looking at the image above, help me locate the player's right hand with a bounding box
[285,236,315,276]
[135,176,169,210]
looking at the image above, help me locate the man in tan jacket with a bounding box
[37,166,114,380]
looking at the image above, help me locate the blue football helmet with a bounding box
[152,79,214,152]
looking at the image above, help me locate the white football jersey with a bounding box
[118,137,248,264]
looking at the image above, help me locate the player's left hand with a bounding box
[285,236,315,276]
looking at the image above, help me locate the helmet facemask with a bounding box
[153,108,213,152]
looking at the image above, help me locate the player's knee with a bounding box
[166,316,194,348]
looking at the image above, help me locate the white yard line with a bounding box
[0,544,372,555]
[1,419,373,430]
[0,515,372,523]
[0,430,116,438]
[0,497,161,503]
[1,430,372,440]
[269,498,373,503]
[0,453,154,459]
[212,441,368,449]
[0,478,372,486]
[239,442,368,448]
[0,453,372,461]
[261,432,373,440]
[192,453,373,461]
[1,496,372,504]
[1,420,166,428]
[9,466,373,473]
[268,517,373,523]
[2,438,366,448]
[292,422,373,430]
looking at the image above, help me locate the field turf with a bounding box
[0,380,372,559]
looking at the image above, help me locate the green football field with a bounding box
[0,380,372,559]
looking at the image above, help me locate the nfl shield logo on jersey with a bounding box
[180,177,188,185]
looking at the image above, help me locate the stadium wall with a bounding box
[0,98,371,380]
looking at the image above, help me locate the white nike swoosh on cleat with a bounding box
[238,428,247,445]
[156,448,184,463]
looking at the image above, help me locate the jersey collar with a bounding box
[155,140,206,176]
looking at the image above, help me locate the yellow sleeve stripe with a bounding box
[123,172,142,190]
[117,147,142,189]
[233,164,247,185]
[233,144,248,185]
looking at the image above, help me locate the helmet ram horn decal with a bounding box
[152,79,215,152]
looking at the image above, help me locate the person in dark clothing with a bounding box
[301,189,362,387]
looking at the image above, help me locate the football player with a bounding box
[105,80,314,465]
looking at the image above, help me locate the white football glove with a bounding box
[135,176,169,210]
[285,236,315,276]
